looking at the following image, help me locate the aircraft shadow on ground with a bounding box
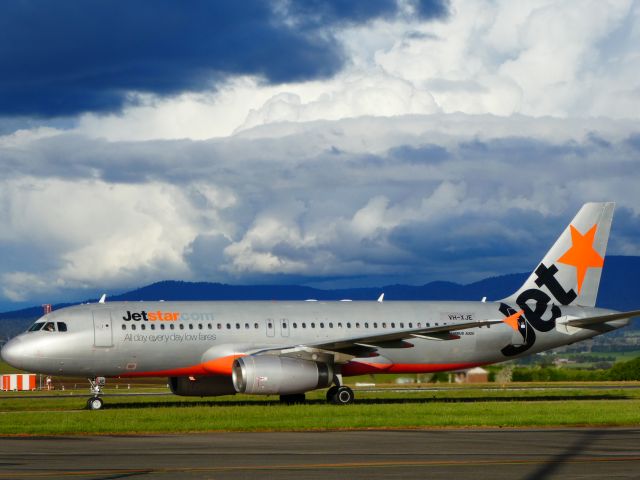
[101,394,628,409]
[523,428,607,480]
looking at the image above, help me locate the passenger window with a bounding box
[235,323,240,329]
[151,324,155,330]
[244,323,249,329]
[382,322,387,328]
[365,322,369,328]
[320,322,325,328]
[374,323,378,328]
[227,323,232,329]
[197,324,202,330]
[338,323,343,328]
[160,324,165,330]
[347,323,351,328]
[132,324,136,331]
[170,324,175,330]
[141,324,146,330]
[189,324,193,330]
[121,324,126,331]
[254,323,259,329]
[207,323,212,329]
[302,322,307,328]
[179,324,184,330]
[293,322,297,329]
[311,322,315,328]
[391,322,395,328]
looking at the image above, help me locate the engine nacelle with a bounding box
[232,356,333,395]
[169,375,236,397]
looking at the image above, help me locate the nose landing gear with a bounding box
[86,377,106,410]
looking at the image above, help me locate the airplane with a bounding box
[2,202,639,410]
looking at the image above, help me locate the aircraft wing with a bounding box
[564,309,640,328]
[252,319,504,361]
[305,319,503,351]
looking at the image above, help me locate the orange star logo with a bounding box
[503,309,524,332]
[556,224,604,294]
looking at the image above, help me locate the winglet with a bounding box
[377,293,384,303]
[98,294,107,304]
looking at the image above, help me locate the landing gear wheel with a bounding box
[329,386,354,405]
[326,386,339,402]
[280,393,306,405]
[87,397,104,410]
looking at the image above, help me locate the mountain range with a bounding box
[1,256,639,339]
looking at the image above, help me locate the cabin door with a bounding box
[93,310,113,347]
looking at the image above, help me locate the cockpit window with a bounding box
[43,322,56,332]
[28,322,44,332]
[57,322,68,332]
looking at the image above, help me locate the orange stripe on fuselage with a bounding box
[202,355,244,375]
[117,354,245,378]
[341,361,491,376]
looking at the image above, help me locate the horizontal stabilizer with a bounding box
[565,309,640,328]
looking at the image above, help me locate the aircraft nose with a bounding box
[1,337,25,368]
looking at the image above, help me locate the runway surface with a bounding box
[1,428,639,479]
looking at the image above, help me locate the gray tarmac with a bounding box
[1,428,639,479]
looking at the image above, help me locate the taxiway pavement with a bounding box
[1,428,639,479]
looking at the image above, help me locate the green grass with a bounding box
[1,385,639,435]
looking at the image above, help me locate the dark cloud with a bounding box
[458,137,587,160]
[608,207,640,253]
[389,144,450,163]
[284,0,448,26]
[183,234,232,279]
[626,133,640,151]
[413,0,450,18]
[0,0,449,117]
[388,208,562,280]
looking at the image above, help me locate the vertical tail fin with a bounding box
[502,202,615,308]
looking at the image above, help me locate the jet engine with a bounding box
[169,375,236,396]
[232,355,333,395]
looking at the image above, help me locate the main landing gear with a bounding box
[326,385,354,404]
[326,374,354,405]
[86,377,106,410]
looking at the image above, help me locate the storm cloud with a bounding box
[0,0,448,117]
